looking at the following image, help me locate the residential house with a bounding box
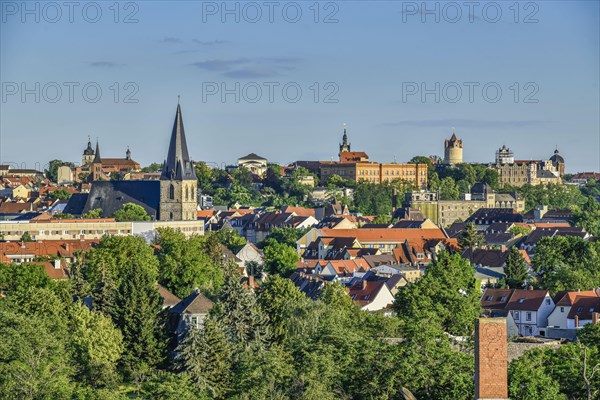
[347,279,395,311]
[170,289,214,340]
[481,288,555,336]
[567,297,600,329]
[546,290,599,339]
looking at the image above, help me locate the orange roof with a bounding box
[37,218,116,223]
[518,250,532,264]
[197,210,216,218]
[320,228,446,243]
[348,280,386,306]
[533,222,571,228]
[100,158,140,166]
[340,152,369,162]
[31,261,69,279]
[326,259,369,275]
[555,290,598,306]
[228,208,255,215]
[0,240,98,263]
[281,206,315,217]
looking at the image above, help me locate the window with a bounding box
[546,299,551,305]
[560,307,565,313]
[485,296,493,301]
[499,296,506,302]
[526,312,532,321]
[578,306,584,312]
[514,311,519,320]
[169,184,175,200]
[518,298,525,304]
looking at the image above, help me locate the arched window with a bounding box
[170,212,173,220]
[169,184,175,200]
[185,185,189,201]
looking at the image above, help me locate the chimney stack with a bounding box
[54,259,61,270]
[592,312,599,325]
[575,315,579,328]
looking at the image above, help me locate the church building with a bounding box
[65,101,198,221]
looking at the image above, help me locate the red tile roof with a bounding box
[555,290,598,307]
[348,280,386,307]
[568,297,600,320]
[319,228,446,243]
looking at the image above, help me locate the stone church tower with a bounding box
[159,100,198,221]
[444,130,463,164]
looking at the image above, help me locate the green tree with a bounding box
[394,251,481,336]
[113,203,151,222]
[82,208,103,219]
[216,264,271,349]
[258,275,307,342]
[114,255,164,376]
[0,263,52,293]
[155,228,224,298]
[142,371,200,400]
[263,242,300,277]
[195,161,215,195]
[439,176,460,200]
[509,349,566,400]
[259,227,307,248]
[574,196,600,237]
[20,231,33,242]
[457,222,484,249]
[176,317,233,398]
[0,310,75,399]
[504,247,529,289]
[141,162,163,173]
[49,189,72,200]
[68,302,123,387]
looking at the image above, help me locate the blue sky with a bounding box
[1,0,599,172]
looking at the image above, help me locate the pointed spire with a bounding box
[161,100,197,180]
[126,146,131,160]
[92,139,102,163]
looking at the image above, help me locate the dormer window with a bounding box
[486,296,493,301]
[518,298,525,304]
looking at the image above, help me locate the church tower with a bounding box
[91,140,104,181]
[338,125,351,158]
[82,137,95,165]
[159,99,198,221]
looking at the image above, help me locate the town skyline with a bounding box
[1,1,599,171]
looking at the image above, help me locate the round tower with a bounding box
[443,130,463,164]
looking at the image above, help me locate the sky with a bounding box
[1,0,599,173]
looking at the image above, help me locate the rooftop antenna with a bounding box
[452,127,456,134]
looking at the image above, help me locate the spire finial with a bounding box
[178,95,181,105]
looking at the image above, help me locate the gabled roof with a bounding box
[348,280,386,307]
[238,153,267,161]
[462,248,508,269]
[555,290,598,307]
[171,289,213,315]
[506,289,551,311]
[157,284,181,308]
[280,206,315,217]
[481,288,514,309]
[319,227,446,243]
[78,180,160,219]
[568,296,600,320]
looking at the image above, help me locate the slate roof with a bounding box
[462,248,508,268]
[466,208,523,224]
[161,103,197,181]
[63,193,89,215]
[171,289,214,315]
[71,180,160,219]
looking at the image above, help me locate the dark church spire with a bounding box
[92,139,102,163]
[161,100,197,180]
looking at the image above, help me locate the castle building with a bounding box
[495,145,514,164]
[65,100,198,221]
[443,131,463,164]
[491,147,565,187]
[407,182,525,227]
[320,129,428,189]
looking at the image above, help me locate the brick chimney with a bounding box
[54,259,61,270]
[592,312,599,325]
[475,318,508,400]
[575,315,579,328]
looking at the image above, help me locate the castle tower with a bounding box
[159,99,198,221]
[443,130,463,164]
[82,136,95,165]
[495,145,514,164]
[338,125,351,158]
